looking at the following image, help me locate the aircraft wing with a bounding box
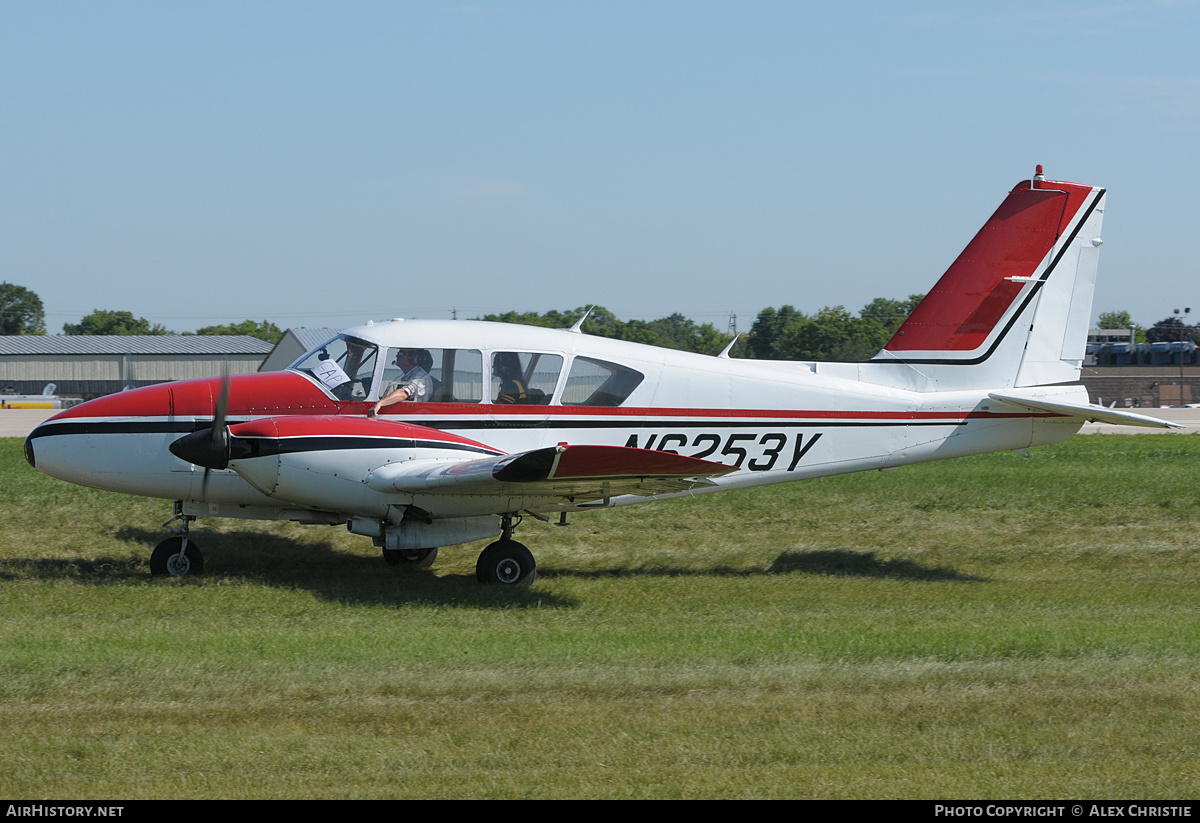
[366,444,739,501]
[988,392,1183,429]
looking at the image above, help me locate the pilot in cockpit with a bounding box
[493,352,529,404]
[368,348,433,415]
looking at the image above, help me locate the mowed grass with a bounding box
[2,435,1199,798]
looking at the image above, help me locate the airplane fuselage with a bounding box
[26,319,1085,522]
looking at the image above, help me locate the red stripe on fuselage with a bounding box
[884,178,1094,353]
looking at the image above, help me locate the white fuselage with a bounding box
[26,320,1085,529]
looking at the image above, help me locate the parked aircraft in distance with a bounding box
[24,167,1175,584]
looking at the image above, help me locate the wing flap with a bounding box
[366,444,738,500]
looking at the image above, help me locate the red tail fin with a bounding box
[884,177,1096,355]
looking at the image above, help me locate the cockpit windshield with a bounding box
[291,335,379,401]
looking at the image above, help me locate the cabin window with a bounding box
[561,357,644,407]
[381,348,484,403]
[490,352,562,405]
[292,335,380,400]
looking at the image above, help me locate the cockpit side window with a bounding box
[291,335,379,401]
[491,352,563,405]
[381,348,484,403]
[561,357,645,407]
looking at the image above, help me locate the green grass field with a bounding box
[2,435,1198,798]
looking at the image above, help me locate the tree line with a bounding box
[4,280,1196,359]
[482,297,925,360]
[1096,310,1198,345]
[0,283,283,343]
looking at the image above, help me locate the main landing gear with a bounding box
[476,539,536,585]
[378,513,538,586]
[475,513,537,586]
[151,512,204,577]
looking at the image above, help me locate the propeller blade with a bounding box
[199,371,226,499]
[201,369,232,498]
[211,369,231,442]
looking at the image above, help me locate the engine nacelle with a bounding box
[215,415,505,517]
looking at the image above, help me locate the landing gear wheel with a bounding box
[382,547,438,568]
[150,537,204,577]
[476,540,536,586]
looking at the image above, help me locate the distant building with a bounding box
[1087,328,1137,346]
[0,335,274,398]
[1078,331,1198,408]
[259,328,339,372]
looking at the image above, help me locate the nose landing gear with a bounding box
[150,511,204,576]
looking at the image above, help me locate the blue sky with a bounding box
[3,1,1198,335]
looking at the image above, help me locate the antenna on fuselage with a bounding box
[569,307,594,334]
[716,333,744,359]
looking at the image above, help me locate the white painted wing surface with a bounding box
[366,444,739,501]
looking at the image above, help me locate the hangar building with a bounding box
[0,335,274,399]
[258,328,339,372]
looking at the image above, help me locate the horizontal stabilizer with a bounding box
[367,444,738,501]
[988,392,1182,429]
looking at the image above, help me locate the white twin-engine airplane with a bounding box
[24,168,1175,585]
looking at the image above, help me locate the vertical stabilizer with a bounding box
[872,170,1105,390]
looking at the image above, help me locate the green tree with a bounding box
[0,282,46,335]
[479,307,729,354]
[860,294,923,336]
[480,306,617,336]
[1097,310,1135,330]
[575,306,623,338]
[633,313,727,354]
[194,319,283,343]
[775,306,882,361]
[746,296,923,361]
[1145,315,1196,345]
[1097,310,1146,344]
[63,310,169,335]
[482,298,920,360]
[745,305,804,359]
[480,308,591,330]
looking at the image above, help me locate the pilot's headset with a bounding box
[496,352,522,378]
[413,349,434,373]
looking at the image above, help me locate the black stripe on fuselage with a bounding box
[26,420,203,439]
[242,436,503,458]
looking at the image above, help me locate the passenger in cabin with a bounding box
[369,348,433,415]
[493,352,528,404]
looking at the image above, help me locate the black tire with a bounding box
[150,537,204,577]
[382,547,438,568]
[475,540,536,586]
